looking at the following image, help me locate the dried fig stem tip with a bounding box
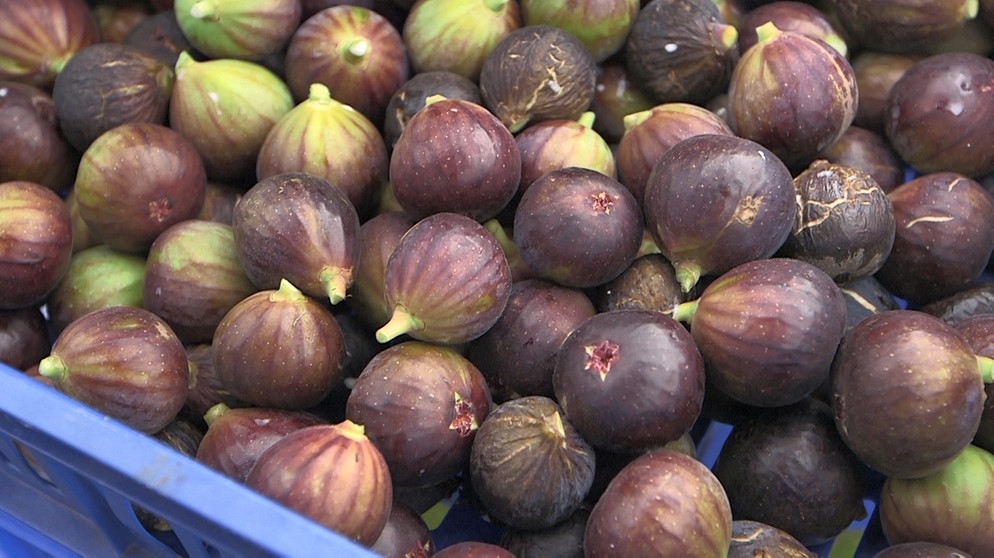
[203,402,231,426]
[320,266,351,305]
[375,306,425,343]
[37,355,68,383]
[978,355,994,383]
[675,261,703,293]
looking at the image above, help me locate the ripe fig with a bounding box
[851,52,921,134]
[873,542,973,558]
[515,112,615,194]
[521,0,640,63]
[839,275,901,334]
[817,126,907,194]
[181,342,247,427]
[922,282,994,327]
[594,253,690,314]
[123,10,194,67]
[348,211,417,331]
[0,306,51,371]
[500,505,589,558]
[834,0,979,53]
[173,0,302,60]
[369,500,435,558]
[0,82,78,191]
[434,542,515,558]
[736,1,848,57]
[587,62,655,145]
[0,0,99,89]
[953,314,994,453]
[382,70,483,150]
[46,245,146,334]
[729,520,816,558]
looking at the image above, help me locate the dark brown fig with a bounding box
[736,1,848,57]
[875,172,994,306]
[37,306,190,434]
[0,180,73,309]
[195,402,325,483]
[479,25,597,133]
[616,102,734,207]
[831,310,989,478]
[594,253,691,314]
[878,444,994,557]
[728,520,816,558]
[499,505,589,558]
[712,399,868,546]
[466,279,597,401]
[922,282,994,326]
[873,542,973,558]
[953,314,994,453]
[212,279,346,410]
[434,542,515,558]
[515,112,616,195]
[389,96,521,222]
[173,0,302,61]
[375,212,512,345]
[674,258,847,407]
[642,133,796,293]
[142,219,258,344]
[170,52,294,182]
[345,341,493,488]
[91,0,153,44]
[402,0,522,82]
[834,0,979,54]
[469,396,596,530]
[52,42,174,152]
[521,0,640,63]
[285,5,410,125]
[838,274,901,334]
[72,122,207,254]
[852,51,923,134]
[884,52,994,178]
[0,0,99,90]
[817,125,908,194]
[123,10,194,67]
[0,82,78,191]
[348,211,417,331]
[625,0,739,106]
[513,167,643,289]
[584,450,733,557]
[232,172,361,306]
[244,421,393,546]
[257,82,387,219]
[779,159,896,283]
[553,309,705,453]
[587,62,655,145]
[383,71,483,151]
[727,22,858,168]
[181,342,248,427]
[0,305,51,371]
[369,500,435,558]
[46,244,146,334]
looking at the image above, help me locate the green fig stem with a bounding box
[271,278,307,303]
[577,111,596,129]
[483,0,509,14]
[320,266,351,305]
[308,82,335,104]
[376,305,424,343]
[754,21,782,44]
[622,108,653,132]
[425,94,448,107]
[675,261,702,293]
[966,0,980,20]
[637,235,662,258]
[978,355,994,384]
[671,299,699,324]
[175,50,197,73]
[342,38,371,66]
[37,355,68,383]
[189,0,220,20]
[336,419,368,441]
[711,22,739,52]
[203,402,231,427]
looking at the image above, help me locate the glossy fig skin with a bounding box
[0,180,73,309]
[0,306,51,371]
[245,421,393,546]
[584,450,733,558]
[173,0,302,61]
[0,82,78,191]
[817,126,907,194]
[369,500,435,558]
[0,0,99,89]
[835,0,979,54]
[736,1,848,57]
[36,306,191,434]
[831,310,987,479]
[382,70,483,150]
[345,341,493,488]
[851,52,921,135]
[953,314,994,453]
[46,245,146,334]
[348,211,417,331]
[588,62,655,145]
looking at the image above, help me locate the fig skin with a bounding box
[376,212,512,345]
[173,0,302,61]
[736,1,848,57]
[953,314,994,453]
[0,0,99,90]
[0,180,74,309]
[584,450,733,558]
[830,310,988,479]
[46,245,146,334]
[383,70,483,151]
[884,52,994,178]
[873,542,973,558]
[181,342,248,427]
[479,25,597,133]
[0,306,51,371]
[231,172,361,306]
[123,10,194,68]
[552,309,706,453]
[851,52,922,134]
[0,81,78,191]
[51,42,175,152]
[434,542,515,558]
[469,396,596,530]
[838,274,901,334]
[728,520,816,558]
[345,341,493,488]
[72,122,207,254]
[922,282,994,327]
[515,112,617,195]
[521,0,640,63]
[212,279,347,410]
[817,125,907,194]
[36,306,191,434]
[834,0,979,54]
[594,253,690,314]
[369,500,435,558]
[244,421,393,546]
[499,505,589,558]
[348,211,418,332]
[588,62,656,145]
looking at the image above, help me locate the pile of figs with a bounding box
[4,0,994,556]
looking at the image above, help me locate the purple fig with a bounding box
[0,81,78,191]
[515,111,616,194]
[0,305,51,371]
[347,210,417,332]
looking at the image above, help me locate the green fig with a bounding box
[174,0,302,61]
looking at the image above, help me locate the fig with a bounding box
[37,306,190,434]
[369,500,435,558]
[513,167,643,289]
[173,0,302,60]
[0,81,78,191]
[817,125,907,194]
[624,0,739,106]
[72,122,207,253]
[195,402,325,483]
[63,189,96,254]
[594,253,690,314]
[922,282,994,326]
[181,342,247,426]
[284,5,409,125]
[584,450,733,557]
[92,0,152,44]
[953,314,994,453]
[851,52,921,134]
[838,274,901,334]
[134,417,205,532]
[520,0,640,63]
[197,181,243,225]
[142,219,258,344]
[879,444,994,556]
[0,306,51,371]
[587,62,655,145]
[469,396,596,530]
[779,159,896,283]
[170,51,294,181]
[123,10,195,67]
[257,82,388,218]
[434,542,515,558]
[51,42,174,152]
[553,309,705,452]
[402,0,522,82]
[831,310,990,478]
[212,279,346,410]
[834,0,979,53]
[0,0,99,89]
[499,505,589,558]
[383,70,483,151]
[389,96,521,222]
[348,211,417,331]
[232,172,360,305]
[0,180,73,309]
[673,258,847,407]
[375,212,512,345]
[642,133,796,293]
[736,1,848,56]
[244,421,393,546]
[884,52,994,178]
[875,172,994,306]
[873,542,973,558]
[728,520,816,558]
[727,22,858,168]
[46,244,146,334]
[515,112,616,195]
[479,25,597,133]
[345,341,492,488]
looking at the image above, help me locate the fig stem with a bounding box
[189,0,220,20]
[671,300,699,324]
[978,355,994,384]
[636,235,662,258]
[674,261,703,293]
[483,0,509,13]
[342,38,371,66]
[577,111,596,129]
[375,306,424,343]
[271,278,307,303]
[37,355,68,383]
[623,109,653,132]
[320,267,351,305]
[754,21,782,45]
[711,22,739,52]
[307,82,335,104]
[203,402,231,427]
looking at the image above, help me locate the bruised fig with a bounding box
[594,253,690,314]
[0,0,99,89]
[0,82,78,191]
[173,0,302,61]
[923,282,994,326]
